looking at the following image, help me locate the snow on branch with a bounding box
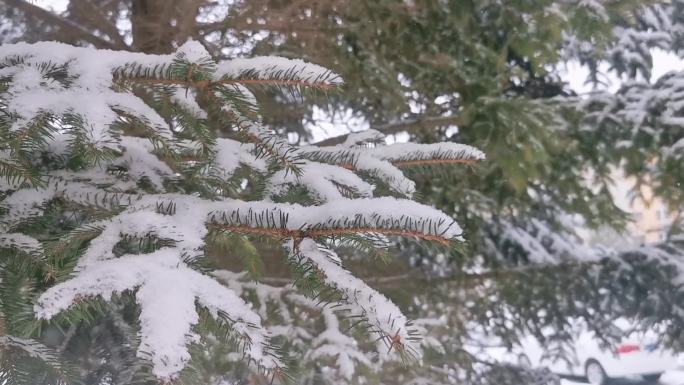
[0,42,173,147]
[208,197,463,244]
[34,196,282,380]
[287,239,422,361]
[306,308,373,380]
[1,179,136,229]
[367,142,485,167]
[24,190,461,378]
[35,249,279,380]
[0,232,43,256]
[0,40,341,175]
[265,161,374,202]
[571,70,684,158]
[210,138,267,179]
[0,41,484,381]
[341,129,387,147]
[304,146,417,196]
[215,56,343,90]
[214,270,374,380]
[301,140,484,196]
[235,118,304,174]
[0,335,69,382]
[3,184,463,248]
[616,72,684,156]
[495,218,600,264]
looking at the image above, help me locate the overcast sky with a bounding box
[561,48,684,94]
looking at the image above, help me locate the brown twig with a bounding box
[113,76,336,90]
[210,224,453,246]
[392,158,479,168]
[5,0,121,49]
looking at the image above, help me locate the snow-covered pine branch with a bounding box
[301,133,485,197]
[285,238,422,360]
[213,270,374,382]
[0,41,484,381]
[215,56,343,90]
[0,336,70,383]
[560,0,679,81]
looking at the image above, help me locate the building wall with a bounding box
[628,185,671,244]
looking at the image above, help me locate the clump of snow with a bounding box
[212,138,267,178]
[175,39,211,63]
[266,161,374,202]
[341,129,386,146]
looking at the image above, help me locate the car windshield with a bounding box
[1,1,683,385]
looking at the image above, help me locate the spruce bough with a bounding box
[0,41,484,383]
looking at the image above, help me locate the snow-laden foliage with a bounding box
[0,41,484,382]
[562,0,684,81]
[210,270,380,383]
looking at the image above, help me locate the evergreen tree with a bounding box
[209,1,684,383]
[0,39,490,384]
[2,1,684,384]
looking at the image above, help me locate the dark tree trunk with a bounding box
[131,0,174,53]
[130,0,203,53]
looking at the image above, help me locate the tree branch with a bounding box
[68,0,129,49]
[115,76,336,90]
[393,158,479,168]
[209,224,454,246]
[5,0,121,50]
[314,115,465,146]
[257,261,595,289]
[197,19,345,36]
[376,115,464,135]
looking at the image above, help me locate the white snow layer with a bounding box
[0,41,174,146]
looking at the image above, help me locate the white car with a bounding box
[518,329,680,385]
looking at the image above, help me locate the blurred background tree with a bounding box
[3,1,684,384]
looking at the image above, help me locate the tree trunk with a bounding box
[130,0,203,53]
[130,0,174,53]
